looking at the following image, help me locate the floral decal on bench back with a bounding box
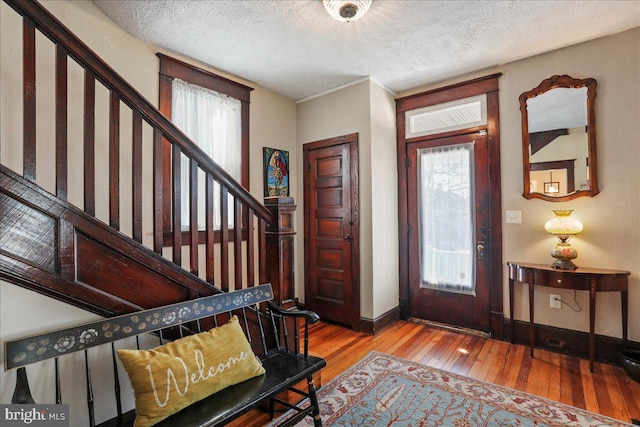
[5,285,273,370]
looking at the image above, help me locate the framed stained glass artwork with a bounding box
[263,147,289,197]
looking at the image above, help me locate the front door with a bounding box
[304,134,360,328]
[407,132,491,332]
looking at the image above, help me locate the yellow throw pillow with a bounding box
[117,315,265,427]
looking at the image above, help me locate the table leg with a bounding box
[509,275,515,343]
[622,291,628,347]
[589,278,596,372]
[529,281,535,358]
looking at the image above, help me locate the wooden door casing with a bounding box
[304,134,360,330]
[396,74,504,338]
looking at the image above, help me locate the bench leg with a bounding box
[269,397,275,420]
[306,376,322,427]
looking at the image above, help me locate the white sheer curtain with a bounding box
[418,143,476,295]
[171,79,241,229]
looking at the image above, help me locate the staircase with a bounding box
[0,0,296,318]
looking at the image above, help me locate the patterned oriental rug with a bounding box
[271,351,632,427]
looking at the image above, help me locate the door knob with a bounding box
[477,243,485,258]
[344,235,353,242]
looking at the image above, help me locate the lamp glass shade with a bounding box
[544,210,583,270]
[544,209,583,236]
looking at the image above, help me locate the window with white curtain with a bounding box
[158,54,252,240]
[418,143,476,295]
[172,79,241,229]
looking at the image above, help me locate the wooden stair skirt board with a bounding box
[507,318,639,365]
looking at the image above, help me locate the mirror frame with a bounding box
[520,75,598,201]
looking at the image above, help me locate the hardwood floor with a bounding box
[234,319,640,426]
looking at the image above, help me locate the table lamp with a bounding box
[544,209,583,270]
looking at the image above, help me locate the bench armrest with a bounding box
[266,301,321,358]
[266,301,320,324]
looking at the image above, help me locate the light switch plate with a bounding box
[506,210,522,224]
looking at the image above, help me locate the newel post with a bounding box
[264,197,296,308]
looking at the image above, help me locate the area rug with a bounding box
[271,351,632,426]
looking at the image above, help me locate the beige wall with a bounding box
[399,27,640,342]
[295,79,399,321]
[369,83,400,318]
[295,81,374,318]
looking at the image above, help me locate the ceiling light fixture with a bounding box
[323,0,372,23]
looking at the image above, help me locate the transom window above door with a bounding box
[405,94,487,138]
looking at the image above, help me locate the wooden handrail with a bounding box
[3,0,274,224]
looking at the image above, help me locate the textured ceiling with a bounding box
[93,1,640,101]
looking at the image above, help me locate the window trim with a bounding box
[157,53,253,244]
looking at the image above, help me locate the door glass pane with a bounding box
[418,143,476,295]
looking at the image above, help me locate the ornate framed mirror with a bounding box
[520,75,598,201]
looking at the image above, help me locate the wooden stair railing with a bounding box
[0,0,296,314]
[1,164,217,316]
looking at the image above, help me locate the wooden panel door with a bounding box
[407,132,492,332]
[304,134,359,328]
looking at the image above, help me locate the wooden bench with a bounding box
[5,284,325,427]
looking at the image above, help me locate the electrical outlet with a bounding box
[550,294,562,309]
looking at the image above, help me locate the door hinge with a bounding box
[406,157,412,168]
[407,224,414,233]
[307,164,312,172]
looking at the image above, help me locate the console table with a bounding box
[507,262,630,371]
